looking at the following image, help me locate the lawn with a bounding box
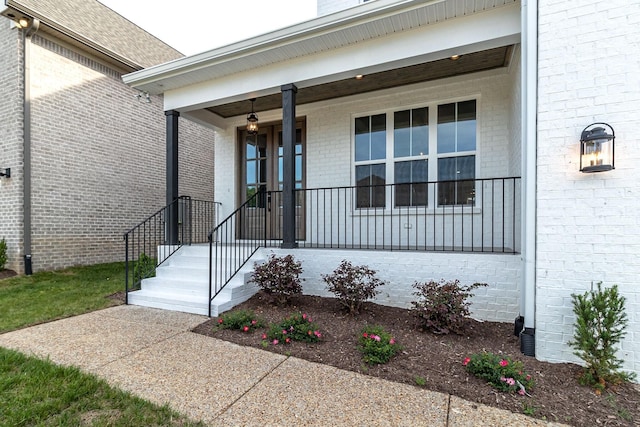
[0,346,204,426]
[0,262,124,333]
[0,262,204,426]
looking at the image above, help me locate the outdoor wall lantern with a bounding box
[246,98,259,135]
[0,168,10,179]
[580,123,615,173]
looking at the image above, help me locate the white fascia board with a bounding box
[165,3,520,113]
[124,0,445,89]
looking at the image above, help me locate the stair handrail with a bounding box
[207,191,265,316]
[124,197,218,303]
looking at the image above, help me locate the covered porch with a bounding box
[123,0,535,338]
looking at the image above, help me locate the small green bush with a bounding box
[216,309,264,332]
[0,238,7,270]
[323,260,386,315]
[250,254,303,305]
[266,313,322,345]
[568,282,634,391]
[410,280,486,334]
[464,352,534,395]
[358,325,401,365]
[133,252,156,283]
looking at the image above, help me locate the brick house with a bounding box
[122,0,638,377]
[0,0,216,273]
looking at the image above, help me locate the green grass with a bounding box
[0,347,204,426]
[0,262,125,333]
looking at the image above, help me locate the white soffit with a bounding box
[123,0,519,96]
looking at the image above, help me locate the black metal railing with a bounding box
[293,177,521,253]
[208,192,265,316]
[124,197,220,302]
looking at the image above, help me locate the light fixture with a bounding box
[450,54,461,60]
[246,98,259,135]
[135,91,151,103]
[0,168,10,179]
[580,123,615,173]
[18,17,29,28]
[355,74,364,80]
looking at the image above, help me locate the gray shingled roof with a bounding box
[7,0,183,68]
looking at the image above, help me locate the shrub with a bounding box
[0,238,7,270]
[568,282,634,391]
[266,313,321,345]
[322,260,386,315]
[410,280,486,334]
[133,252,156,283]
[358,325,401,365]
[464,352,534,395]
[250,254,303,305]
[216,309,264,332]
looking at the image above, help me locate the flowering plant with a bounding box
[215,309,264,332]
[266,313,322,345]
[464,352,534,395]
[358,325,401,365]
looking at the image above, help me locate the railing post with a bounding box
[124,233,129,304]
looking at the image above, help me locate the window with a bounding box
[437,100,476,205]
[394,108,428,207]
[355,114,386,208]
[353,99,477,209]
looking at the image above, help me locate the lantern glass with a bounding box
[580,124,614,173]
[247,112,258,134]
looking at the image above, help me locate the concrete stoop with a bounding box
[127,245,264,317]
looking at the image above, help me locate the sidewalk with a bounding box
[0,305,566,426]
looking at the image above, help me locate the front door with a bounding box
[240,121,305,240]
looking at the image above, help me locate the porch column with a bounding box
[281,84,298,249]
[166,110,180,245]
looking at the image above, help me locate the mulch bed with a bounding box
[0,269,18,280]
[192,293,640,427]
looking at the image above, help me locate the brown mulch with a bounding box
[192,293,640,427]
[0,269,18,280]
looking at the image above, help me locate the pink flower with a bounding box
[314,331,322,338]
[218,319,223,324]
[261,333,267,340]
[302,313,307,320]
[463,357,471,366]
[242,326,249,332]
[282,330,287,335]
[251,320,257,325]
[505,378,515,386]
[362,333,368,338]
[373,335,381,342]
[285,337,291,343]
[389,338,396,345]
[290,326,294,331]
[526,375,531,381]
[272,339,279,345]
[499,359,509,367]
[518,389,525,396]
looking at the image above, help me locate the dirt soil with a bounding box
[0,269,18,280]
[192,293,640,427]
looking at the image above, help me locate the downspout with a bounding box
[21,18,39,275]
[519,0,537,356]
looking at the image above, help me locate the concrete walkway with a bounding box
[0,306,566,426]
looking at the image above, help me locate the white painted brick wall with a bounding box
[264,247,521,323]
[536,0,640,376]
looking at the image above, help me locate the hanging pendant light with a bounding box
[246,98,259,135]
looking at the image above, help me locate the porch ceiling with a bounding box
[207,45,513,118]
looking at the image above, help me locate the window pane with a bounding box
[356,164,385,208]
[370,114,386,160]
[295,155,302,181]
[437,157,457,181]
[437,103,456,153]
[246,142,256,159]
[355,117,369,161]
[395,160,427,207]
[457,100,476,152]
[394,110,410,158]
[259,159,267,183]
[257,134,267,157]
[412,107,429,156]
[438,156,475,205]
[246,160,256,185]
